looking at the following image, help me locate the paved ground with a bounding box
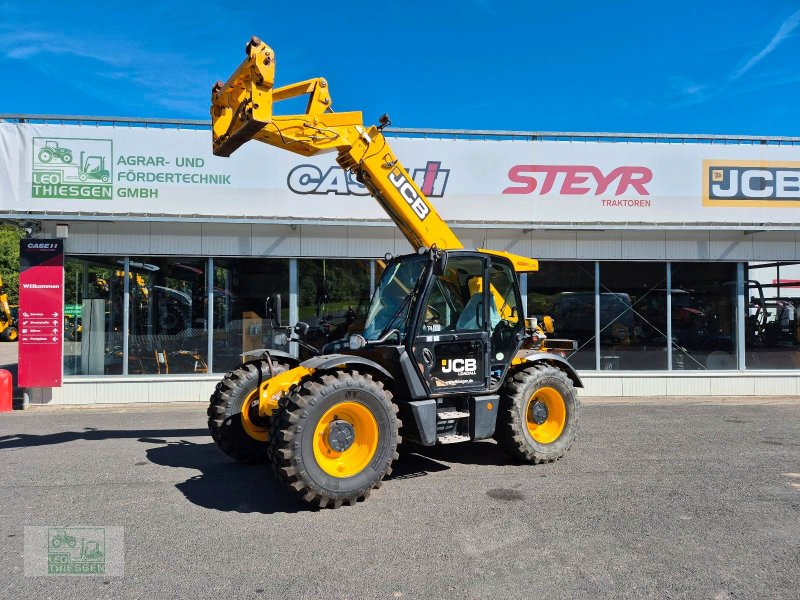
[0,341,16,366]
[0,401,798,599]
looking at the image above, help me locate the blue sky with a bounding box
[1,1,799,136]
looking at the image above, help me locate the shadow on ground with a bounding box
[144,439,305,515]
[0,427,208,448]
[144,437,518,514]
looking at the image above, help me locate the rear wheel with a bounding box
[495,364,579,463]
[0,327,17,342]
[207,360,289,464]
[270,370,400,508]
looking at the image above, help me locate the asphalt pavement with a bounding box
[0,341,19,402]
[0,400,798,599]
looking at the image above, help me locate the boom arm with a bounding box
[211,37,537,270]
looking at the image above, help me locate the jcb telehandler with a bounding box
[208,37,582,508]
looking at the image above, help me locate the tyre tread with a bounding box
[494,364,580,464]
[270,369,400,508]
[207,360,289,464]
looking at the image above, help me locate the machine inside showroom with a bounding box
[207,37,582,508]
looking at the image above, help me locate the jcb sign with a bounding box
[388,167,430,220]
[703,160,800,207]
[441,358,478,376]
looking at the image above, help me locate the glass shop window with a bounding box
[744,261,800,370]
[298,259,373,353]
[63,256,125,375]
[127,258,208,375]
[598,262,668,370]
[527,261,596,371]
[212,258,290,372]
[671,263,737,370]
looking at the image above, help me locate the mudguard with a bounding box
[301,353,394,381]
[520,352,583,388]
[241,348,300,368]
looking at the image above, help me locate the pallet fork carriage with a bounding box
[207,37,582,508]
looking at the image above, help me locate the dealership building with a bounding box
[2,115,800,404]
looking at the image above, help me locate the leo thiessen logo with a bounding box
[47,527,106,574]
[32,137,113,200]
[703,160,800,207]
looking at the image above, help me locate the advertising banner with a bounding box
[1,122,800,226]
[18,238,64,388]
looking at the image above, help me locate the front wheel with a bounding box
[270,370,400,508]
[207,360,290,464]
[494,364,580,464]
[0,327,17,342]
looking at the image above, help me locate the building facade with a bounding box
[2,115,800,403]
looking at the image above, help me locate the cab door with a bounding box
[412,255,490,395]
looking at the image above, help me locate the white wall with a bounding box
[27,371,800,405]
[40,221,800,262]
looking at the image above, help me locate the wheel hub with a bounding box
[327,419,356,452]
[530,400,548,425]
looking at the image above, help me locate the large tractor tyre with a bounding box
[207,360,290,464]
[38,148,53,163]
[269,370,400,508]
[0,327,17,342]
[494,364,580,464]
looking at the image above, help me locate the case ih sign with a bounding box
[18,238,64,388]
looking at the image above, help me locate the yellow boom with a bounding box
[211,37,537,272]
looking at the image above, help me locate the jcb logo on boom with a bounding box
[703,160,800,206]
[441,358,477,376]
[388,168,431,221]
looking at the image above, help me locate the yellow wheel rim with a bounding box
[313,401,379,478]
[525,386,567,444]
[240,389,268,442]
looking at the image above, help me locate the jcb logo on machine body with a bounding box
[441,358,477,376]
[388,168,430,220]
[703,160,800,207]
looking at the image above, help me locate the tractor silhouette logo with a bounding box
[47,527,106,574]
[32,137,113,200]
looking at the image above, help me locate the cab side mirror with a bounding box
[433,251,448,276]
[293,321,309,337]
[267,293,282,327]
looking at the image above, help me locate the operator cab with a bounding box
[350,250,525,397]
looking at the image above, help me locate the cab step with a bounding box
[437,434,471,445]
[437,409,470,420]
